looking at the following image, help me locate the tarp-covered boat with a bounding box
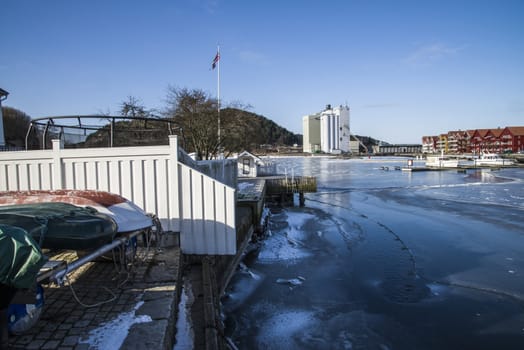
[1,225,47,339]
[0,190,153,233]
[0,191,155,337]
[0,202,118,250]
[0,224,46,290]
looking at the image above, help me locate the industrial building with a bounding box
[303,104,350,154]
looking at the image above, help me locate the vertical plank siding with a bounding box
[0,136,236,255]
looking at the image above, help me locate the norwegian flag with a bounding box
[211,52,220,69]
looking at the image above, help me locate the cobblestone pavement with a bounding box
[8,245,181,350]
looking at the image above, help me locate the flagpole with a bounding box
[217,45,221,151]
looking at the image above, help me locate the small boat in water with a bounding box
[474,153,515,166]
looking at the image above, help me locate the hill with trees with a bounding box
[2,88,302,159]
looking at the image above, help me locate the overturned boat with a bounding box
[0,190,153,251]
[0,190,153,232]
[0,202,117,250]
[0,190,156,336]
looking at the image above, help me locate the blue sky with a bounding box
[2,0,523,143]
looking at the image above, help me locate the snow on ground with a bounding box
[80,300,152,349]
[173,280,195,350]
[237,182,255,191]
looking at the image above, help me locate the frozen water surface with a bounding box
[257,211,316,264]
[223,157,524,349]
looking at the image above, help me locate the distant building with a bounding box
[500,127,524,153]
[378,144,422,154]
[303,104,350,154]
[302,113,321,153]
[237,151,277,177]
[423,126,524,154]
[349,134,361,154]
[422,136,439,153]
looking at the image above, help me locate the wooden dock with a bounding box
[401,164,522,172]
[265,176,317,206]
[265,175,317,193]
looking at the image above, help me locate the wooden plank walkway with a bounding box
[265,176,317,195]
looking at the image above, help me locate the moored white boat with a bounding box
[474,153,515,167]
[425,155,459,168]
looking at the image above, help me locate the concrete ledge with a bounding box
[121,246,182,350]
[122,319,169,349]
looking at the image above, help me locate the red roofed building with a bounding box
[500,126,524,153]
[470,129,491,154]
[447,130,473,154]
[422,136,439,153]
[463,130,476,153]
[423,126,523,154]
[483,128,504,153]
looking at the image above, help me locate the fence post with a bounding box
[169,135,180,232]
[51,139,64,190]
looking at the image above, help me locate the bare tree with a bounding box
[120,96,148,118]
[164,87,300,158]
[164,87,220,160]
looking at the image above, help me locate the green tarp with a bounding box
[0,203,117,250]
[0,225,46,289]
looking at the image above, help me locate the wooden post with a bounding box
[51,139,64,190]
[168,135,180,232]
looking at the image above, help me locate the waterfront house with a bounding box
[446,131,460,154]
[438,133,448,153]
[423,126,524,154]
[470,129,491,154]
[422,136,439,153]
[500,126,524,153]
[237,151,276,178]
[447,130,474,154]
[483,128,504,153]
[463,130,476,153]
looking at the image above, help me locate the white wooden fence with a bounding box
[0,135,237,255]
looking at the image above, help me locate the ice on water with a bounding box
[226,158,524,349]
[257,211,316,263]
[252,305,390,350]
[255,309,316,348]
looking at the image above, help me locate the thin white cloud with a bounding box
[405,43,463,65]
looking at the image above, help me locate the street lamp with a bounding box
[0,88,9,147]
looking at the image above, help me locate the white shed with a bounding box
[237,151,276,177]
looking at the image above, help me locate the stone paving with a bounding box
[8,244,181,350]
